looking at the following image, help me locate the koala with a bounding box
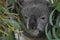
[21,0,50,38]
[3,0,50,40]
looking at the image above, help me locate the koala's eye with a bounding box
[24,15,28,19]
[41,17,45,20]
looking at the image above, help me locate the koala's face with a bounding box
[21,4,49,37]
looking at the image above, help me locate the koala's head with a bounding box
[21,0,50,37]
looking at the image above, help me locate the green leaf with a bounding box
[7,32,15,40]
[49,9,56,26]
[53,0,60,12]
[45,24,52,40]
[0,4,3,12]
[2,32,15,40]
[5,19,21,30]
[56,15,60,26]
[56,5,60,12]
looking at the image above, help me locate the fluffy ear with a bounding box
[21,0,50,7]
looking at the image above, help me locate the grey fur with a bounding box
[21,0,50,37]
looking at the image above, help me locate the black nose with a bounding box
[29,15,37,29]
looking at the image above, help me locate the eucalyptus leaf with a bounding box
[5,19,21,30]
[6,32,15,40]
[56,5,60,12]
[0,4,3,12]
[53,0,60,12]
[2,32,15,40]
[49,9,55,26]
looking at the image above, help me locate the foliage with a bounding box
[0,0,33,40]
[0,0,60,40]
[45,0,60,40]
[0,0,21,40]
[53,0,60,12]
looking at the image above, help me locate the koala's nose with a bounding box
[29,15,37,29]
